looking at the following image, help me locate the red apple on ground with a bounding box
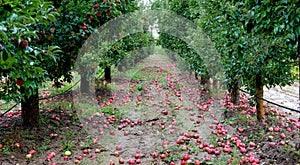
[116,145,122,150]
[183,154,190,160]
[128,159,135,164]
[119,158,125,164]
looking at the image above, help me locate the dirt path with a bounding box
[264,82,299,114]
[74,54,225,164]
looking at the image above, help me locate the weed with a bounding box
[221,117,236,124]
[0,147,11,155]
[64,130,76,140]
[61,141,73,152]
[164,153,181,163]
[40,145,48,152]
[40,116,49,125]
[80,136,93,149]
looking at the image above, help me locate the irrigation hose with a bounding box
[0,79,81,118]
[239,88,300,114]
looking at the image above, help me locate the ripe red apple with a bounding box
[74,160,80,164]
[205,156,211,161]
[239,147,247,153]
[135,153,140,159]
[176,139,184,144]
[82,24,87,30]
[249,142,256,147]
[237,127,244,133]
[124,131,129,136]
[162,110,168,115]
[137,96,142,102]
[63,156,68,160]
[151,152,158,158]
[28,150,36,154]
[214,149,221,155]
[94,4,99,9]
[279,140,285,145]
[279,133,286,139]
[269,142,276,147]
[96,11,101,16]
[160,154,166,159]
[83,149,88,154]
[113,151,120,157]
[128,159,135,164]
[181,160,187,165]
[116,145,122,150]
[77,155,83,160]
[106,9,111,15]
[273,126,280,132]
[137,120,142,125]
[194,160,201,165]
[119,158,125,164]
[136,159,141,164]
[20,40,28,48]
[182,154,190,161]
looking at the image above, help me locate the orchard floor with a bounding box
[0,54,299,165]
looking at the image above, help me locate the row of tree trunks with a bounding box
[79,66,112,93]
[227,76,264,121]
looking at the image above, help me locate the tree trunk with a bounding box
[105,66,111,83]
[213,79,219,89]
[21,88,39,127]
[195,72,198,80]
[200,76,208,85]
[230,80,239,105]
[80,73,90,93]
[255,74,264,120]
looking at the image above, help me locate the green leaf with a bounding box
[2,52,8,61]
[12,22,27,29]
[24,31,37,37]
[261,10,266,18]
[8,13,18,22]
[0,30,8,42]
[47,14,56,21]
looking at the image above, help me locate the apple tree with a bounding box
[0,0,61,126]
[199,0,299,120]
[0,0,140,127]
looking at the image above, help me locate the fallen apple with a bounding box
[64,150,72,156]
